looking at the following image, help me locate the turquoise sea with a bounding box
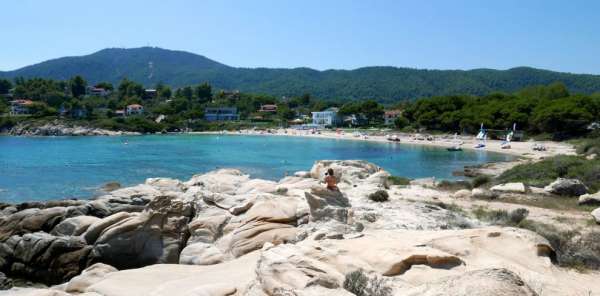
[0,134,513,202]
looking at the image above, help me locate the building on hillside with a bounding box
[384,110,402,125]
[86,86,111,97]
[311,107,341,127]
[115,110,125,117]
[259,104,278,113]
[59,104,87,118]
[204,107,240,121]
[9,99,34,115]
[144,89,158,99]
[126,104,144,116]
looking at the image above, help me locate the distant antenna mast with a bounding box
[148,61,154,80]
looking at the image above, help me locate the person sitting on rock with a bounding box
[324,168,339,191]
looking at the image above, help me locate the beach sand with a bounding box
[192,128,575,160]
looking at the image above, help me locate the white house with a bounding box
[86,86,110,97]
[384,110,401,125]
[126,104,144,116]
[9,99,34,115]
[311,107,341,127]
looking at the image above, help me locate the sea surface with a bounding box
[0,134,513,202]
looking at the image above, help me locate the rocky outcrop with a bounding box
[8,122,139,136]
[471,188,499,199]
[305,187,352,223]
[88,194,195,269]
[403,268,537,296]
[578,192,600,206]
[0,271,11,290]
[544,178,588,196]
[2,159,600,295]
[592,208,600,224]
[491,182,527,194]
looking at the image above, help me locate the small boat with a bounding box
[474,143,486,149]
[387,134,400,142]
[447,145,462,151]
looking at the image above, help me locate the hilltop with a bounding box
[2,47,600,103]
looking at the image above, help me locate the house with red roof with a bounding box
[126,104,144,116]
[9,99,34,115]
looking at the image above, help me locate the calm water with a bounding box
[0,134,513,202]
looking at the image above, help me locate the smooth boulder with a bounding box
[592,208,600,224]
[544,178,588,196]
[578,192,600,206]
[491,183,527,194]
[304,187,352,223]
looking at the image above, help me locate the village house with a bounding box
[144,89,157,99]
[259,104,278,113]
[204,107,240,121]
[115,110,126,117]
[86,86,111,97]
[311,107,341,127]
[384,110,401,125]
[9,99,34,115]
[126,104,144,116]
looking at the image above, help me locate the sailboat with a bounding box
[501,123,515,149]
[474,123,486,148]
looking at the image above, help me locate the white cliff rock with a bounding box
[491,182,527,194]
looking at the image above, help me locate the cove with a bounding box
[0,134,513,202]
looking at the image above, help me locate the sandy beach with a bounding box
[192,128,576,160]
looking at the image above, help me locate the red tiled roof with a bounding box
[10,99,34,106]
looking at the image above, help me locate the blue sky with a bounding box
[1,0,599,73]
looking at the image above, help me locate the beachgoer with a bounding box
[324,168,339,191]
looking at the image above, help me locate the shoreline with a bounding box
[190,128,576,160]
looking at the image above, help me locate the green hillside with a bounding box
[2,47,600,103]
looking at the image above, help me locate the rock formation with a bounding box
[1,160,599,295]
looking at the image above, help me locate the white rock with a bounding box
[592,208,600,224]
[179,242,224,265]
[490,182,527,194]
[452,189,472,199]
[578,192,600,206]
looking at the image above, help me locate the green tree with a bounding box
[70,76,87,98]
[94,82,114,91]
[194,82,212,103]
[394,115,410,129]
[0,79,12,94]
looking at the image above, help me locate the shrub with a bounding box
[343,269,392,296]
[436,180,472,191]
[471,175,491,188]
[508,208,529,225]
[497,155,600,192]
[368,190,389,202]
[387,176,411,186]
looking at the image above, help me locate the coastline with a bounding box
[189,128,576,160]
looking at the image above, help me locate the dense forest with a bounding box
[2,47,600,103]
[1,73,599,140]
[396,82,600,139]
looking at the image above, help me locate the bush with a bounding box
[368,190,389,202]
[471,175,491,188]
[508,208,529,225]
[497,155,600,192]
[343,269,392,296]
[575,138,600,156]
[436,180,472,191]
[387,176,411,186]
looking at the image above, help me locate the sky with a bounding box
[1,0,599,74]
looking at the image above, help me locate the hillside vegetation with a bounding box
[2,47,600,103]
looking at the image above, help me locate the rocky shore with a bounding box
[0,160,598,295]
[4,122,140,136]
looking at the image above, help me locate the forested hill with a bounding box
[2,47,600,103]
